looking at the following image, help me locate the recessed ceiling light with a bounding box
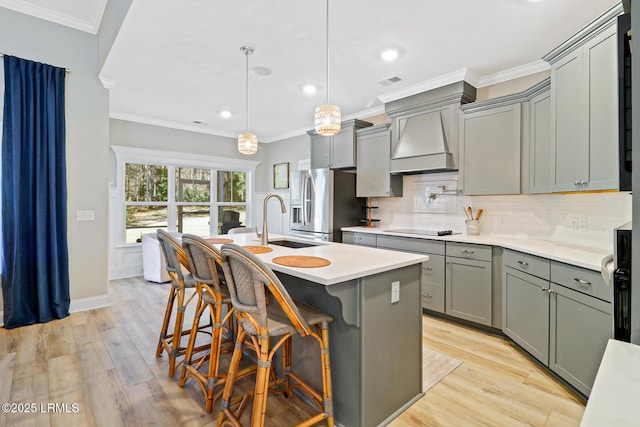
[381,49,399,62]
[302,84,318,95]
[251,66,272,76]
[220,110,232,119]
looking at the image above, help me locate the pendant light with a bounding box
[314,0,341,136]
[238,46,258,155]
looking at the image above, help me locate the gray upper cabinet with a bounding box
[308,119,372,169]
[310,133,331,169]
[355,124,402,197]
[543,7,620,192]
[459,101,522,195]
[527,81,553,193]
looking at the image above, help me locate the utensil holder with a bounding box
[466,219,480,235]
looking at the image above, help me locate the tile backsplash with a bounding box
[370,174,631,251]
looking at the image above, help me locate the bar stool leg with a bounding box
[179,289,207,387]
[156,284,178,358]
[218,328,248,427]
[250,333,272,427]
[320,322,334,427]
[168,284,187,377]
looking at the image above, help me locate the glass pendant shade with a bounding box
[237,132,258,155]
[314,104,341,136]
[238,46,257,155]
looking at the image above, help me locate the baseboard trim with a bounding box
[109,264,143,280]
[0,294,110,327]
[69,294,111,313]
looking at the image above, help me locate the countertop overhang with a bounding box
[207,233,428,286]
[342,226,613,272]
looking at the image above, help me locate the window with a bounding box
[125,164,169,243]
[112,146,258,245]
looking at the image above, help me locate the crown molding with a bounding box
[99,76,117,90]
[377,68,479,104]
[543,3,624,63]
[476,60,550,88]
[0,0,107,33]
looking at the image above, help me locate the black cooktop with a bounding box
[385,229,461,236]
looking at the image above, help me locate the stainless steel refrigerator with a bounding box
[289,168,362,242]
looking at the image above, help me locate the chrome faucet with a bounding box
[262,193,286,245]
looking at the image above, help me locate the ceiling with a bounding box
[1,0,622,143]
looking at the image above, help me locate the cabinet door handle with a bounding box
[548,289,555,295]
[423,266,433,271]
[574,180,580,186]
[423,293,433,299]
[461,249,474,254]
[517,260,529,267]
[541,287,548,292]
[574,278,592,287]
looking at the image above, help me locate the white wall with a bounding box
[0,7,113,312]
[371,173,632,251]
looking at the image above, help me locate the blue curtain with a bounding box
[1,55,69,329]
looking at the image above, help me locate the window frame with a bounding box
[111,145,259,246]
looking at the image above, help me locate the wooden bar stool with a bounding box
[155,230,207,377]
[179,234,256,413]
[217,244,334,427]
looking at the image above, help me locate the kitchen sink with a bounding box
[268,239,321,249]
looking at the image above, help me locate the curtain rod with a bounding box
[0,52,71,73]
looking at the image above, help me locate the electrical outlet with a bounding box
[76,210,95,221]
[579,217,588,232]
[391,281,400,304]
[571,217,578,231]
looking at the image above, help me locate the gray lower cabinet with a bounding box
[501,249,612,397]
[421,255,445,313]
[375,234,446,313]
[342,231,376,247]
[548,261,612,396]
[502,253,551,364]
[445,242,493,326]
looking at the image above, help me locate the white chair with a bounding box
[227,226,256,235]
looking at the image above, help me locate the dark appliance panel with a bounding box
[614,223,632,342]
[618,13,632,192]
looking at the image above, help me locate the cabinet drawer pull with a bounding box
[460,249,474,255]
[423,266,433,271]
[423,293,433,299]
[574,278,592,287]
[541,287,548,292]
[517,260,529,267]
[574,180,580,185]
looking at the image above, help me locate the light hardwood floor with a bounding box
[0,277,585,426]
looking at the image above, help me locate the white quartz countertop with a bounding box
[342,226,613,272]
[207,233,428,286]
[580,339,640,426]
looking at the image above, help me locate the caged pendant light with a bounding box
[238,46,258,155]
[314,0,341,136]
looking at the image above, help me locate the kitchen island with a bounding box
[208,233,428,427]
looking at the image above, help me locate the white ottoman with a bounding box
[141,233,171,283]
